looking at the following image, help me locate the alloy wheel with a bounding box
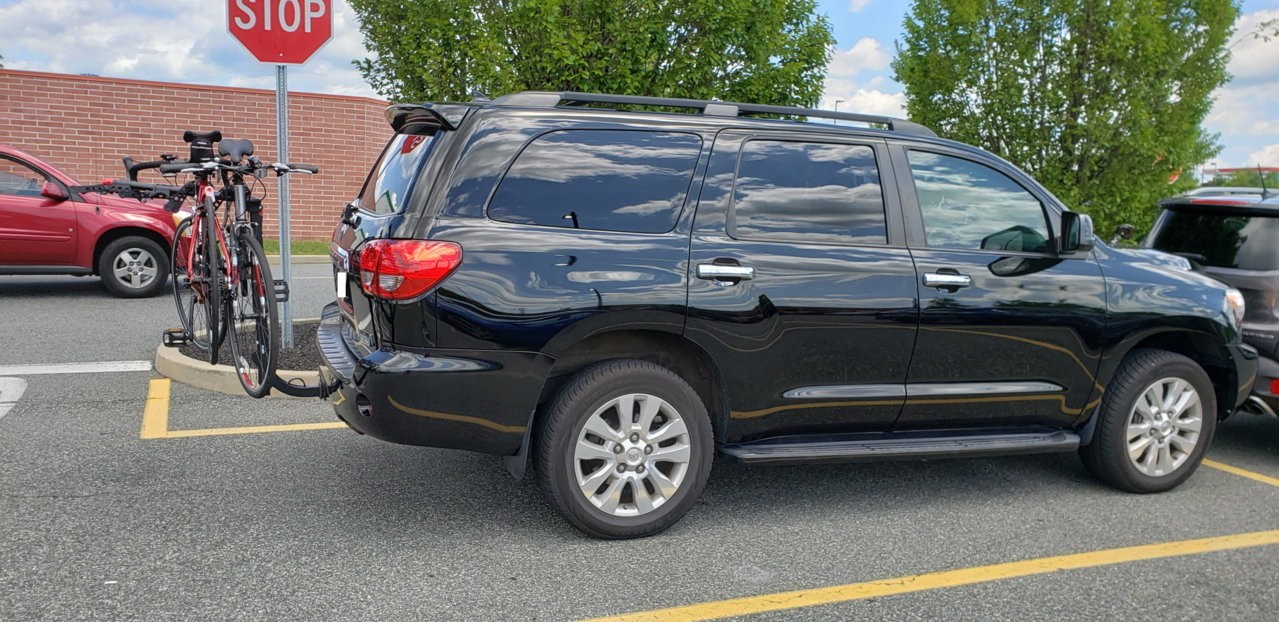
[1126,377,1203,477]
[112,247,159,289]
[573,393,692,517]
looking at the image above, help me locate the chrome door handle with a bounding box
[923,272,971,289]
[697,264,755,280]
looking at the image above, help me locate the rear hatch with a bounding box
[331,104,468,353]
[1146,197,1279,356]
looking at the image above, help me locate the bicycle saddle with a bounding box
[183,130,222,162]
[218,139,255,163]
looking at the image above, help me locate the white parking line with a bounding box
[0,377,28,420]
[0,361,152,376]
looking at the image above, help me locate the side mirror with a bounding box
[1060,211,1095,253]
[40,182,68,202]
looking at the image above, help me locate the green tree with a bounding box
[892,0,1238,234]
[349,0,834,108]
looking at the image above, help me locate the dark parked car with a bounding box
[0,144,177,297]
[318,92,1257,538]
[1145,192,1279,416]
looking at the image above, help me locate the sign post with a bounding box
[227,0,333,348]
[275,64,292,346]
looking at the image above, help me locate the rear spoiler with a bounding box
[385,104,465,134]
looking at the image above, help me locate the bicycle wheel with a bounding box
[225,229,280,398]
[203,197,224,364]
[170,217,213,349]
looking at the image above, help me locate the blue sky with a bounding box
[2,0,1276,169]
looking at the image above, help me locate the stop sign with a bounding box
[228,0,332,65]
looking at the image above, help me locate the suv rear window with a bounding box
[359,134,436,215]
[731,140,887,245]
[1150,208,1279,270]
[487,130,702,233]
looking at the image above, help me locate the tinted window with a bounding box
[908,151,1050,253]
[0,157,50,198]
[488,130,702,233]
[359,133,436,215]
[732,141,886,245]
[1151,209,1279,270]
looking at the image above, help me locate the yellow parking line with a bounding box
[1203,459,1279,488]
[582,530,1279,622]
[140,376,346,438]
[165,422,347,438]
[140,378,171,439]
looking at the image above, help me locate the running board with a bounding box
[721,430,1080,465]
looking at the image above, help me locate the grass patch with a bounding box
[263,240,330,255]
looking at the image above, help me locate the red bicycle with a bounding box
[77,131,316,398]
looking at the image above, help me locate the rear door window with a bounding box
[1150,209,1279,270]
[487,130,702,233]
[359,134,436,215]
[730,140,887,245]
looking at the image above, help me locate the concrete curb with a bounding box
[152,318,322,399]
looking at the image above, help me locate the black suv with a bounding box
[319,92,1257,539]
[1144,193,1279,415]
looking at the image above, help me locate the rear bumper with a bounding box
[317,303,554,455]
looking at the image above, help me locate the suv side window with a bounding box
[907,151,1051,253]
[488,130,702,234]
[731,140,887,245]
[0,157,50,198]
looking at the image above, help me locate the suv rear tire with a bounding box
[536,359,713,539]
[98,236,169,298]
[1080,348,1216,493]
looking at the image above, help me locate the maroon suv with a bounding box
[0,144,178,297]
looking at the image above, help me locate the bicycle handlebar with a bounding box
[124,155,183,181]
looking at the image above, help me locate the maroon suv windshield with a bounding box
[1150,208,1279,270]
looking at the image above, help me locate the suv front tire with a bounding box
[1080,348,1217,493]
[536,359,714,539]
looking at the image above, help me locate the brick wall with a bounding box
[0,69,391,241]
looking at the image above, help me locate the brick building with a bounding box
[0,69,391,241]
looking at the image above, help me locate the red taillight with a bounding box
[356,239,462,300]
[1270,379,1279,395]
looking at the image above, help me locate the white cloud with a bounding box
[1205,9,1279,167]
[849,0,872,12]
[1246,144,1279,167]
[819,37,906,121]
[0,0,377,98]
[1226,9,1279,86]
[827,38,891,77]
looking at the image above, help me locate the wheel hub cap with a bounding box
[1125,377,1203,477]
[573,392,692,518]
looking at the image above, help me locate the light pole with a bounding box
[834,99,845,125]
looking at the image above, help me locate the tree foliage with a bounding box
[349,0,834,108]
[892,0,1238,234]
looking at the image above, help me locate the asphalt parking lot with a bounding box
[2,266,1278,621]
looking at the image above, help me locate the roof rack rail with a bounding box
[486,91,937,138]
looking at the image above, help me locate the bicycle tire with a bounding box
[225,229,280,398]
[169,217,214,349]
[203,195,224,364]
